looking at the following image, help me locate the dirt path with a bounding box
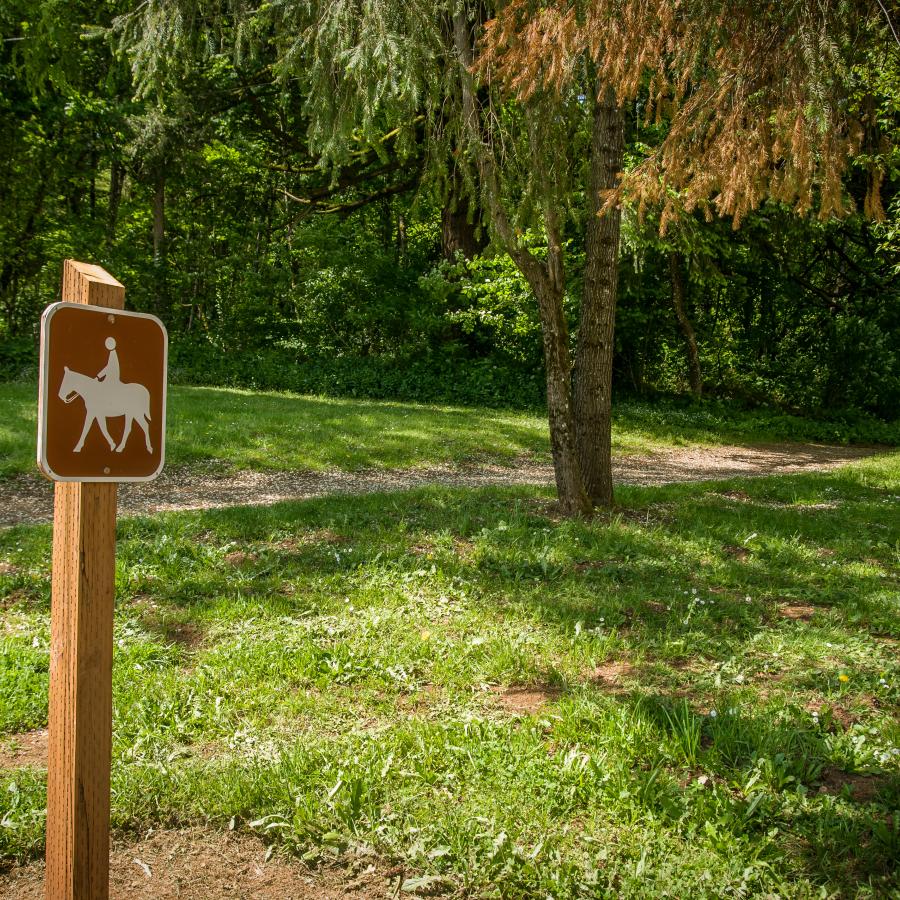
[0,443,884,528]
[0,826,398,899]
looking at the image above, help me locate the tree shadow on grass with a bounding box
[104,466,898,637]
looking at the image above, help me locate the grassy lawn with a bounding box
[1,452,898,895]
[2,381,896,479]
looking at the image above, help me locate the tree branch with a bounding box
[451,7,547,290]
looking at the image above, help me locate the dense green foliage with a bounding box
[2,453,899,893]
[618,207,900,418]
[1,1,897,423]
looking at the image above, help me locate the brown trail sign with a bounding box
[40,260,167,900]
[38,297,167,481]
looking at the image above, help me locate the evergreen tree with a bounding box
[117,0,897,513]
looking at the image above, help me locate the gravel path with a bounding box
[0,443,883,527]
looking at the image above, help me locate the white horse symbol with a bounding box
[58,337,153,454]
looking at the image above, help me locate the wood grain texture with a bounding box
[46,260,124,900]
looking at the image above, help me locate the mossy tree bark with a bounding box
[573,81,625,507]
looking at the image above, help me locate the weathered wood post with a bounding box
[46,261,123,900]
[39,260,167,899]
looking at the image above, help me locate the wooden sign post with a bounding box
[40,260,167,899]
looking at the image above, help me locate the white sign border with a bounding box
[37,301,169,483]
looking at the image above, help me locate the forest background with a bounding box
[2,0,898,435]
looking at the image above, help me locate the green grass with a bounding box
[3,381,896,478]
[1,452,898,896]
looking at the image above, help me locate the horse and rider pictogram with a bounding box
[60,336,154,455]
[38,302,167,482]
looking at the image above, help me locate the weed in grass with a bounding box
[661,700,703,768]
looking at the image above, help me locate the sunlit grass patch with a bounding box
[3,381,896,479]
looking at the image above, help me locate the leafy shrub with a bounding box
[616,396,900,446]
[0,337,37,382]
[419,254,546,368]
[167,341,545,409]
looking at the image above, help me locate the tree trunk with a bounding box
[89,150,98,220]
[152,172,166,310]
[396,213,407,262]
[152,174,165,264]
[451,6,588,515]
[106,160,124,245]
[381,198,393,249]
[0,162,50,335]
[572,82,625,507]
[441,179,487,260]
[669,251,702,398]
[531,272,592,517]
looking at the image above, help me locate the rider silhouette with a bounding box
[96,337,120,385]
[60,334,154,456]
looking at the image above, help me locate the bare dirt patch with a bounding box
[0,827,401,899]
[665,657,707,673]
[0,588,28,610]
[805,700,870,731]
[723,545,750,561]
[574,559,608,573]
[0,729,47,771]
[588,661,635,694]
[718,490,752,502]
[447,538,476,562]
[397,684,443,719]
[779,604,818,622]
[275,530,349,552]
[0,444,883,527]
[491,684,561,715]
[159,621,205,649]
[225,551,258,567]
[134,598,207,649]
[0,562,20,576]
[817,768,888,804]
[620,443,880,484]
[408,541,437,558]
